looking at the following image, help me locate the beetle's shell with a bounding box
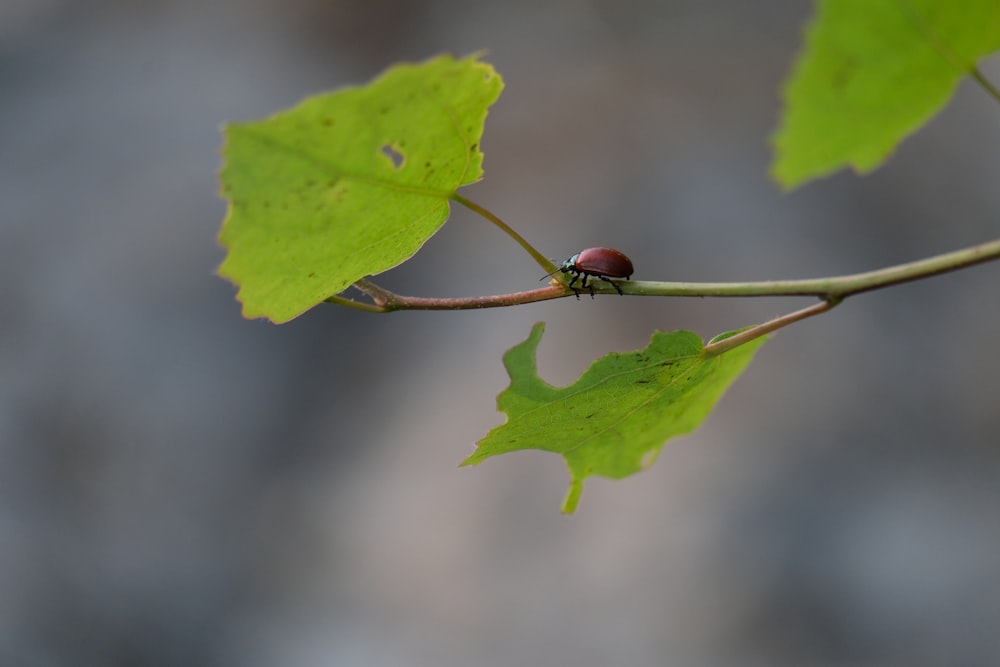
[572,247,634,278]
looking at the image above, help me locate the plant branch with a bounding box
[328,237,1000,315]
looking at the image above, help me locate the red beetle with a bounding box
[542,247,634,298]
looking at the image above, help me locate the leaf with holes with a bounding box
[218,54,504,322]
[463,323,765,513]
[772,0,1000,189]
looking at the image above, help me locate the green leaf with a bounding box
[772,0,1000,189]
[463,323,766,513]
[218,54,504,322]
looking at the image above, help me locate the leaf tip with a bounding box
[560,476,584,514]
[768,156,802,193]
[458,447,482,468]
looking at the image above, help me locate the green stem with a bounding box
[451,193,557,272]
[632,237,1000,299]
[703,298,839,357]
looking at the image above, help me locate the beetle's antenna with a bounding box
[539,263,563,281]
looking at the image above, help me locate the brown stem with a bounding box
[327,281,571,312]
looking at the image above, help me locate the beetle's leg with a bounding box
[600,275,624,296]
[580,274,595,299]
[567,271,581,300]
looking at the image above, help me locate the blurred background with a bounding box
[3,0,1000,665]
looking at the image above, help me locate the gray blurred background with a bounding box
[3,1,1000,665]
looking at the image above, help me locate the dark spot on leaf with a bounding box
[829,57,859,93]
[308,272,317,278]
[379,106,390,114]
[380,144,405,169]
[470,143,478,152]
[321,118,334,126]
[424,161,431,168]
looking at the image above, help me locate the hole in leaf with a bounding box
[380,144,405,169]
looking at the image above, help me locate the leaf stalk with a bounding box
[451,193,557,273]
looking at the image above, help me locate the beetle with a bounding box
[541,247,634,298]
